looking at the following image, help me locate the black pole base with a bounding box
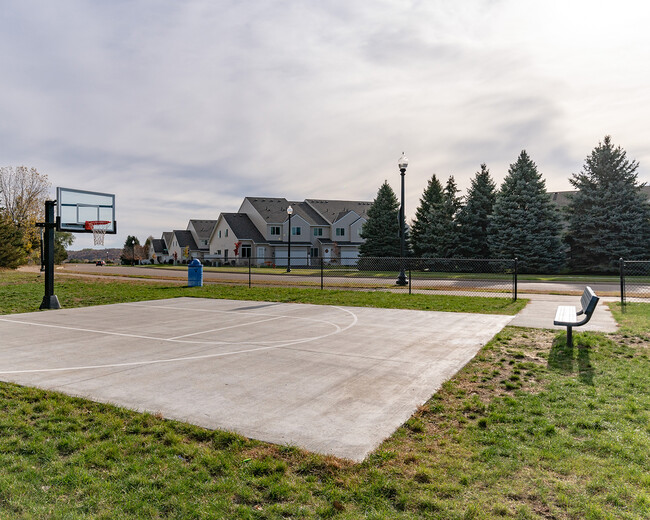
[396,269,408,286]
[40,295,61,310]
[286,268,291,273]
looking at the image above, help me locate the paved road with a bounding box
[56,263,624,296]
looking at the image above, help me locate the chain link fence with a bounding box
[208,256,518,299]
[620,259,650,306]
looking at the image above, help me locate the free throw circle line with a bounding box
[0,306,358,374]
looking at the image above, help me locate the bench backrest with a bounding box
[581,286,599,316]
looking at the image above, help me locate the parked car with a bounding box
[95,260,106,266]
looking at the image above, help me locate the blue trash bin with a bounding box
[188,259,203,287]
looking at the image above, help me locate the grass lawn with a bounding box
[0,270,649,518]
[0,270,526,315]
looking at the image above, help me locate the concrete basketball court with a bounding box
[0,298,511,461]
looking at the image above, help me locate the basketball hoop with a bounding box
[85,221,111,246]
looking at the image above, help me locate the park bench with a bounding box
[553,286,599,348]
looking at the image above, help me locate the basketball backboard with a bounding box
[56,187,116,234]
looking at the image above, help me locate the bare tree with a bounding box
[0,166,51,224]
[0,166,51,258]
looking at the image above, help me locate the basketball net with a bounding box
[85,221,111,246]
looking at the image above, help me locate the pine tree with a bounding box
[410,174,443,256]
[359,181,401,257]
[436,176,463,257]
[566,136,650,273]
[488,151,564,273]
[418,176,462,258]
[0,214,27,268]
[455,164,497,258]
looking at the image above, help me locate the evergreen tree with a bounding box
[410,174,443,256]
[436,176,463,257]
[0,214,26,268]
[121,235,141,265]
[418,175,462,257]
[359,181,401,257]
[54,231,75,264]
[566,136,650,272]
[455,164,497,258]
[488,151,564,273]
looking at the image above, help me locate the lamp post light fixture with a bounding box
[286,205,293,273]
[396,152,408,286]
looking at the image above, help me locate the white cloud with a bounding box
[1,0,649,248]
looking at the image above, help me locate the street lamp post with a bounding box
[396,152,408,286]
[286,205,293,273]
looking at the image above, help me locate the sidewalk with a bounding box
[508,292,618,332]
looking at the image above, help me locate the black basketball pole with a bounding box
[40,200,61,310]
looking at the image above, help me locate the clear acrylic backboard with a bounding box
[56,187,116,234]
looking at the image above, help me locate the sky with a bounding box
[2,0,650,249]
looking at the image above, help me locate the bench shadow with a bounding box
[548,333,594,386]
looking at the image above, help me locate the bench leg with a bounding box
[566,326,573,348]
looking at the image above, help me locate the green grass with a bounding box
[0,270,526,315]
[608,301,650,339]
[1,270,649,518]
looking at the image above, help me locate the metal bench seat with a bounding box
[553,286,599,347]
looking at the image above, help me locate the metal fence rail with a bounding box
[620,259,650,306]
[210,256,518,300]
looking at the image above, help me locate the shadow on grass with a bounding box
[548,332,594,385]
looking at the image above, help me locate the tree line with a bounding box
[359,136,650,273]
[0,166,73,268]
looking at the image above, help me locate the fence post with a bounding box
[513,258,518,301]
[248,257,252,288]
[320,257,324,290]
[408,266,412,295]
[619,257,625,310]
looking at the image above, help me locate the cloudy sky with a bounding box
[2,0,649,248]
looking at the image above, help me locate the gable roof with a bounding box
[151,239,167,254]
[172,230,198,250]
[221,213,267,243]
[243,197,329,226]
[162,231,174,248]
[188,219,217,240]
[305,199,373,224]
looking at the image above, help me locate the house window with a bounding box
[216,250,221,255]
[310,247,319,258]
[225,229,229,237]
[241,245,252,258]
[270,226,280,236]
[218,230,221,238]
[313,228,323,236]
[336,228,345,237]
[292,227,301,236]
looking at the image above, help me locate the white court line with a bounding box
[124,301,346,329]
[167,316,283,340]
[0,300,348,346]
[0,306,359,375]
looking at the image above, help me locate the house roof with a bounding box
[162,231,174,248]
[305,199,372,223]
[244,197,329,226]
[151,239,167,254]
[172,230,198,250]
[188,219,217,240]
[549,186,650,209]
[221,213,267,243]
